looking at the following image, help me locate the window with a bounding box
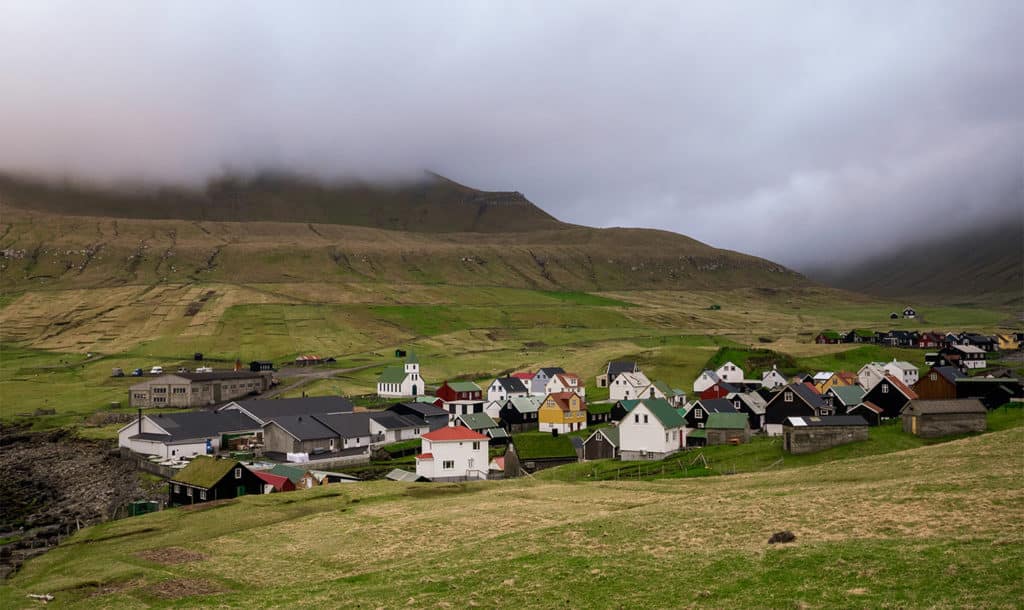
[695,409,703,419]
[442,460,455,470]
[697,423,705,429]
[472,442,480,450]
[174,484,180,493]
[881,384,889,394]
[234,468,242,479]
[187,488,193,497]
[665,432,669,442]
[784,392,793,403]
[643,415,649,424]
[200,490,206,500]
[930,373,937,381]
[634,414,639,423]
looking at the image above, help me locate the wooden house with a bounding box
[545,373,586,397]
[763,383,826,436]
[955,378,1022,409]
[505,432,579,475]
[269,464,318,489]
[901,399,986,438]
[486,377,530,403]
[912,366,959,400]
[995,334,1020,352]
[388,402,449,431]
[847,401,883,426]
[618,399,687,461]
[883,360,919,387]
[692,370,721,393]
[761,366,788,390]
[597,360,639,388]
[705,412,751,445]
[253,470,295,494]
[435,381,483,403]
[587,402,614,426]
[581,427,620,460]
[168,457,263,506]
[902,306,917,319]
[782,416,869,455]
[815,331,843,344]
[862,374,919,418]
[454,412,509,444]
[725,391,766,430]
[538,392,587,433]
[530,367,566,396]
[498,396,543,433]
[714,361,745,383]
[823,385,866,415]
[415,426,489,482]
[699,381,740,400]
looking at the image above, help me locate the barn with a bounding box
[901,399,986,438]
[782,416,869,455]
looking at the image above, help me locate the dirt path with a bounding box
[262,362,382,399]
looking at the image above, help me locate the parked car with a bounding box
[149,366,163,375]
[177,366,189,373]
[131,368,144,377]
[111,367,125,377]
[195,366,213,373]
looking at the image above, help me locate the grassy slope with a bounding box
[2,424,1021,608]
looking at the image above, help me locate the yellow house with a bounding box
[996,334,1019,352]
[538,392,587,434]
[814,371,856,394]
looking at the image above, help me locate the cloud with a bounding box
[0,1,1021,268]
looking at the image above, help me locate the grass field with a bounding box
[2,424,1021,608]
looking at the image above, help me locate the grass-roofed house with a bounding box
[505,431,580,475]
[168,456,263,506]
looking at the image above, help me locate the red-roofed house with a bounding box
[544,373,585,397]
[415,425,489,482]
[254,470,296,493]
[863,373,919,418]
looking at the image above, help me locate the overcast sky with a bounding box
[1,1,1021,269]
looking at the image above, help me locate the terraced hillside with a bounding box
[1,425,1021,608]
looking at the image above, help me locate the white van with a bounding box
[150,366,164,375]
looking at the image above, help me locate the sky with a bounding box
[1,1,1021,270]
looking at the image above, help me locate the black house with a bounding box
[763,383,825,434]
[249,360,274,372]
[498,397,542,433]
[168,457,263,506]
[956,378,1022,409]
[387,401,449,431]
[685,398,737,429]
[862,374,918,418]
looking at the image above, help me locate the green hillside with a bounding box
[2,425,1021,608]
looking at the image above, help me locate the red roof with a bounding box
[883,374,919,399]
[803,382,821,394]
[253,471,294,492]
[421,425,488,442]
[543,391,587,411]
[511,372,534,380]
[491,456,505,469]
[855,401,884,414]
[416,452,434,460]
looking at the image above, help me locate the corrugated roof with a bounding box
[267,415,338,441]
[503,396,543,414]
[225,396,354,422]
[443,381,482,393]
[688,429,707,439]
[828,385,867,406]
[903,399,986,415]
[493,377,529,393]
[456,412,500,431]
[268,464,310,484]
[586,426,619,447]
[176,371,266,382]
[706,412,748,429]
[315,412,372,438]
[145,410,261,442]
[369,411,424,430]
[785,415,868,427]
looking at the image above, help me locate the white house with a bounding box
[715,362,745,384]
[883,360,919,387]
[857,362,888,391]
[609,371,652,401]
[368,411,430,444]
[377,353,426,398]
[618,399,687,461]
[117,410,261,459]
[544,373,585,397]
[530,367,565,396]
[414,426,489,482]
[693,370,721,393]
[486,376,530,403]
[761,366,788,390]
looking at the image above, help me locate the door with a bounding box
[236,485,247,497]
[911,416,917,435]
[214,383,222,402]
[411,384,418,396]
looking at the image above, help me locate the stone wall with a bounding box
[902,413,986,438]
[784,426,868,455]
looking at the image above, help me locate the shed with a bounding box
[901,399,986,438]
[705,412,751,445]
[582,427,619,460]
[782,416,869,455]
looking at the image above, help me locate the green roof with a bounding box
[829,385,866,405]
[587,402,613,415]
[457,412,499,431]
[688,429,707,439]
[706,412,748,430]
[487,428,510,439]
[405,352,419,364]
[588,426,619,446]
[378,365,407,384]
[447,381,482,393]
[640,399,686,428]
[652,380,672,395]
[617,399,643,413]
[505,396,542,414]
[412,396,438,403]
[269,464,309,484]
[512,432,577,459]
[171,456,240,488]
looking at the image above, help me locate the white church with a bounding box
[377,353,427,398]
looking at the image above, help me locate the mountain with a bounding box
[0,171,807,292]
[807,215,1023,303]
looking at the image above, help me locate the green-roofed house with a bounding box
[824,385,867,414]
[587,401,615,426]
[652,380,687,407]
[705,412,751,445]
[618,399,688,461]
[815,330,844,345]
[376,352,427,398]
[582,426,620,460]
[168,456,263,506]
[454,412,509,444]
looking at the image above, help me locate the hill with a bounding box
[807,215,1023,304]
[1,425,1020,608]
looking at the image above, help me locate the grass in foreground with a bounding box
[2,426,1021,608]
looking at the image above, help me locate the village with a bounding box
[114,327,1024,506]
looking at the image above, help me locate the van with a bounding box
[195,366,213,373]
[150,366,164,375]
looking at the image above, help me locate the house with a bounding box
[219,395,354,425]
[268,464,319,489]
[488,456,506,479]
[761,366,788,390]
[368,411,431,444]
[387,402,449,431]
[862,374,919,418]
[118,410,262,459]
[294,354,324,366]
[505,432,579,475]
[847,401,883,426]
[699,380,741,400]
[995,334,1020,351]
[823,385,866,415]
[916,332,945,349]
[846,329,877,344]
[961,333,997,352]
[815,330,843,344]
[903,306,917,319]
[705,412,751,445]
[414,426,489,482]
[538,392,587,433]
[129,371,271,408]
[857,362,888,391]
[884,360,919,386]
[715,361,745,383]
[497,396,544,433]
[486,377,530,402]
[454,412,509,443]
[315,412,374,451]
[693,370,721,393]
[945,344,987,369]
[436,380,483,403]
[253,470,295,494]
[530,367,565,396]
[586,401,615,426]
[168,457,264,506]
[608,371,653,401]
[763,383,827,436]
[249,360,274,372]
[597,360,639,388]
[651,381,687,407]
[544,373,586,397]
[955,377,1023,409]
[901,399,986,438]
[883,330,918,348]
[581,427,619,460]
[912,366,960,400]
[782,416,869,454]
[376,353,426,398]
[618,399,687,461]
[725,391,767,430]
[684,398,738,430]
[812,372,837,393]
[263,415,343,458]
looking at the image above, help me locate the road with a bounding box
[261,362,383,399]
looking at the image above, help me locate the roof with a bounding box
[688,429,706,439]
[456,412,500,431]
[385,468,426,482]
[706,412,748,429]
[726,392,767,414]
[487,427,510,439]
[175,371,266,382]
[128,432,172,442]
[421,426,488,442]
[415,453,434,460]
[510,372,534,381]
[444,381,482,393]
[886,360,917,371]
[490,456,506,470]
[951,344,986,354]
[698,370,721,383]
[141,410,260,442]
[315,412,372,438]
[587,402,613,414]
[405,352,419,364]
[903,399,986,415]
[781,383,826,409]
[551,373,581,387]
[493,377,529,393]
[389,402,449,418]
[636,399,686,428]
[268,464,310,484]
[266,415,338,441]
[503,396,543,414]
[171,456,241,488]
[828,385,866,406]
[225,396,354,422]
[586,426,620,447]
[785,416,869,427]
[696,398,738,413]
[817,331,842,339]
[543,392,586,412]
[369,410,424,430]
[849,401,883,415]
[378,365,408,384]
[253,471,292,491]
[606,360,637,381]
[812,372,835,381]
[511,432,576,459]
[880,374,919,399]
[538,367,565,377]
